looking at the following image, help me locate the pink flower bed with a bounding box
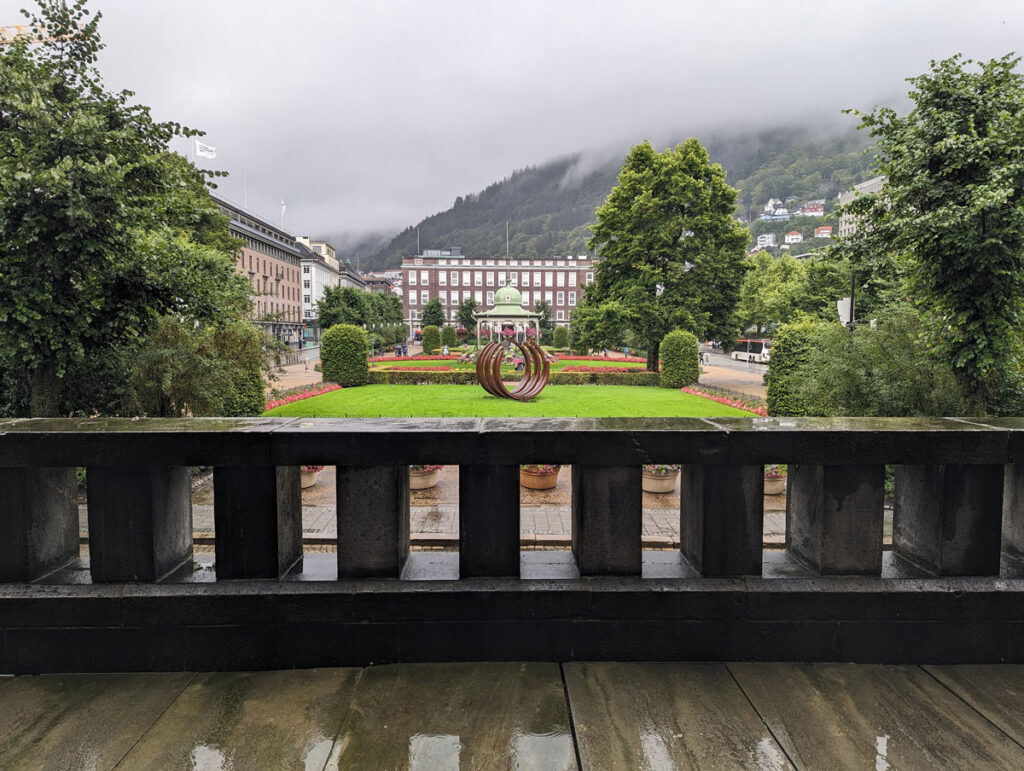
[562,365,648,373]
[372,355,461,362]
[265,384,342,411]
[566,355,649,364]
[680,386,768,416]
[386,366,452,371]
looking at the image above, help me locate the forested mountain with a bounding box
[354,125,877,270]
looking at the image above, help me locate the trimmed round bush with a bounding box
[441,325,458,348]
[321,324,369,386]
[764,318,819,416]
[659,330,699,388]
[553,326,569,349]
[421,325,441,357]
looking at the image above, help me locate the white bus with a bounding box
[731,338,772,364]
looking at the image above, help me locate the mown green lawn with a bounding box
[263,384,753,418]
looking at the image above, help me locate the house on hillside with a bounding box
[784,231,803,244]
[814,225,833,239]
[802,201,825,217]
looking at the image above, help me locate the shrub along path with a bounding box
[263,384,755,418]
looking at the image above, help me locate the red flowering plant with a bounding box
[410,464,444,472]
[764,464,787,479]
[563,366,647,373]
[643,464,681,475]
[264,384,342,411]
[520,464,560,474]
[679,386,768,417]
[301,465,324,473]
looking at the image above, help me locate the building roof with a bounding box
[473,287,541,320]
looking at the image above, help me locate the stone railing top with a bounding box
[0,416,1018,467]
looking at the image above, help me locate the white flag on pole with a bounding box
[195,139,217,159]
[281,198,286,217]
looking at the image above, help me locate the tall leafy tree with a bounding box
[420,297,446,328]
[318,286,370,329]
[533,299,553,334]
[588,139,749,370]
[842,54,1024,412]
[456,297,479,331]
[0,0,242,416]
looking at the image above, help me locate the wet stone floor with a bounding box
[1,662,1022,769]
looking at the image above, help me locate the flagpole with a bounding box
[243,172,247,209]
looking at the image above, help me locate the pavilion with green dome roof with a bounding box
[472,286,542,343]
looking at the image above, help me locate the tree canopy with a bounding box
[841,54,1024,412]
[587,139,749,370]
[0,0,245,416]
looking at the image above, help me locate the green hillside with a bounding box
[359,125,877,270]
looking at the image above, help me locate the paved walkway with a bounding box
[2,662,1022,768]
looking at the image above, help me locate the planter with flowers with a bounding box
[410,464,444,489]
[642,464,681,494]
[764,464,787,495]
[520,464,561,490]
[301,465,324,489]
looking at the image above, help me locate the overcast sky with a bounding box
[4,0,1023,242]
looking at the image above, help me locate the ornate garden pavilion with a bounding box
[472,286,542,343]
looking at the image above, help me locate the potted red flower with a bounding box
[520,464,561,490]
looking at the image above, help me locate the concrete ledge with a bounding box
[1,578,1023,672]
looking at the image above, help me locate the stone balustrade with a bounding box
[1,416,1023,671]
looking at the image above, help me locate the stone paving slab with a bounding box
[2,664,1022,769]
[332,662,576,769]
[0,673,193,770]
[116,668,360,770]
[923,665,1024,746]
[564,662,793,770]
[729,662,1024,769]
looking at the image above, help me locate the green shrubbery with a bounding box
[321,324,369,386]
[553,327,569,348]
[421,325,441,357]
[659,330,699,388]
[764,318,820,416]
[441,325,458,348]
[766,308,968,417]
[368,370,477,385]
[366,370,660,386]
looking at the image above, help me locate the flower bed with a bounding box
[385,366,453,372]
[566,355,649,364]
[563,365,647,373]
[371,355,462,362]
[679,386,767,416]
[264,384,342,411]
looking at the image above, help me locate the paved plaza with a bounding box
[2,662,1022,769]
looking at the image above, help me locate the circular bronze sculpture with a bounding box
[475,339,550,401]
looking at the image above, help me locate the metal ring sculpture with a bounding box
[475,339,550,401]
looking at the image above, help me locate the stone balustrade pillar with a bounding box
[86,466,192,582]
[214,466,302,579]
[572,465,641,576]
[894,464,1003,576]
[680,464,764,577]
[786,464,884,575]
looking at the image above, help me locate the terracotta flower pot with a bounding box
[642,470,679,494]
[520,468,560,490]
[764,476,786,495]
[301,470,319,489]
[410,469,440,489]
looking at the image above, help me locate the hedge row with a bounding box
[367,370,478,385]
[365,370,660,386]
